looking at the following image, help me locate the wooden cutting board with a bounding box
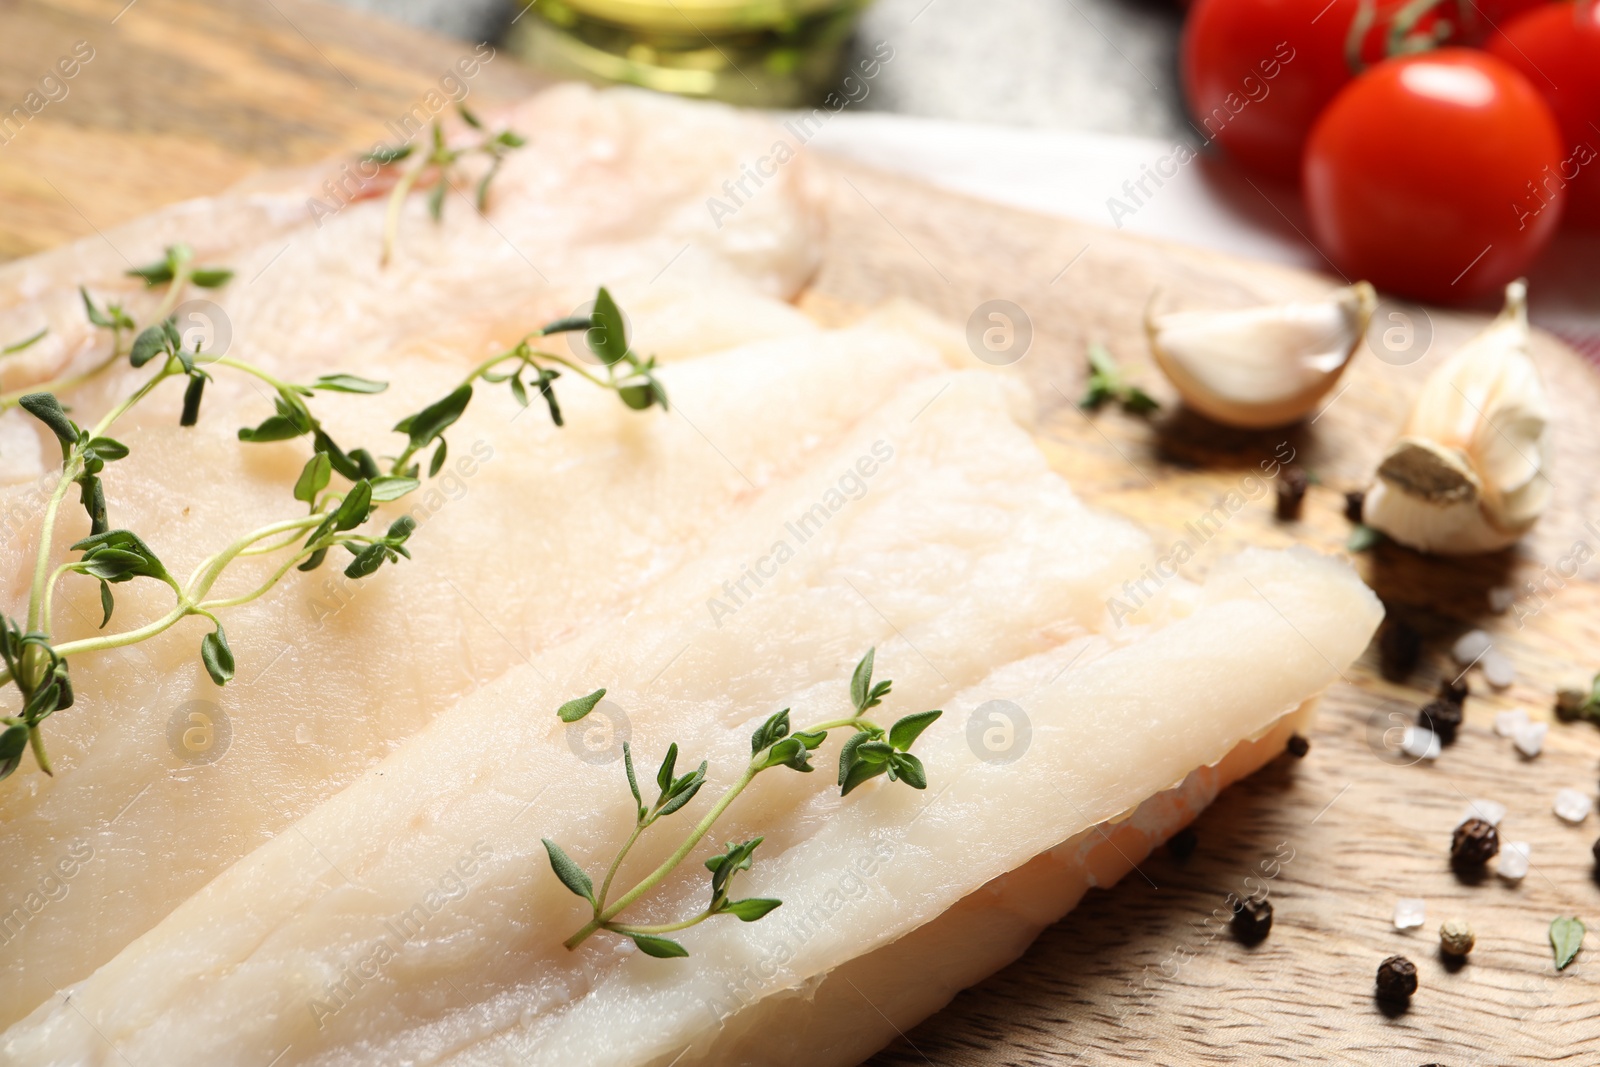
[4,1,1598,1063]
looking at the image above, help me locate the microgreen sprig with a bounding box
[0,270,659,783]
[371,105,528,266]
[546,648,941,957]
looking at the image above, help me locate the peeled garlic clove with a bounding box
[1363,280,1550,555]
[1147,281,1375,428]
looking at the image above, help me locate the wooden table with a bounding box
[4,2,1598,1064]
[0,0,542,263]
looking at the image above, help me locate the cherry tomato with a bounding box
[1455,0,1555,42]
[1304,49,1565,303]
[1486,0,1600,227]
[1181,0,1469,180]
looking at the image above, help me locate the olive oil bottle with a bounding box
[506,0,871,107]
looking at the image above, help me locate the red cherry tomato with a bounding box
[1181,0,1479,181]
[1182,0,1363,181]
[1304,49,1565,303]
[1456,0,1555,42]
[1486,0,1600,227]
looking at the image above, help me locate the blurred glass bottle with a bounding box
[506,0,872,107]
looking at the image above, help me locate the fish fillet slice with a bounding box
[0,317,947,1029]
[0,85,821,490]
[0,371,1379,1066]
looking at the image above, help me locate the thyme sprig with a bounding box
[0,243,224,413]
[371,105,528,266]
[1080,342,1159,415]
[0,277,660,783]
[546,648,941,958]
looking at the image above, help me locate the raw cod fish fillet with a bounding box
[1,368,1382,1065]
[0,311,952,1027]
[0,85,917,1027]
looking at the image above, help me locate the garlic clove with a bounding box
[1363,280,1551,555]
[1146,281,1376,428]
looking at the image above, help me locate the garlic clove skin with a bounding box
[1147,281,1376,429]
[1363,280,1551,555]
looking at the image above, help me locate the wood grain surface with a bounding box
[805,166,1600,1066]
[3,2,1599,1064]
[0,0,542,262]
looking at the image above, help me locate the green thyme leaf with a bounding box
[888,710,942,751]
[71,529,172,585]
[656,762,707,818]
[97,581,114,628]
[705,837,763,898]
[363,143,414,165]
[838,730,872,786]
[179,375,206,427]
[0,723,29,781]
[889,751,928,789]
[792,729,827,750]
[1080,343,1159,415]
[330,481,373,531]
[426,181,445,222]
[368,475,420,503]
[429,439,448,478]
[397,384,472,451]
[313,374,388,394]
[18,393,77,445]
[557,688,606,723]
[294,453,333,507]
[841,757,888,796]
[656,743,678,794]
[623,742,643,813]
[1347,524,1384,552]
[722,898,782,922]
[190,268,234,289]
[629,933,688,958]
[541,838,595,905]
[86,436,129,461]
[458,104,484,129]
[126,256,175,287]
[540,315,592,335]
[751,709,791,755]
[200,625,235,686]
[1551,916,1585,971]
[237,415,308,443]
[850,649,876,713]
[589,287,629,366]
[2,327,47,356]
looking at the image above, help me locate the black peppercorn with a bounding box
[1451,817,1500,867]
[1276,467,1309,521]
[1591,835,1600,869]
[1286,733,1310,758]
[1379,619,1422,681]
[1438,676,1468,705]
[1231,897,1273,944]
[1376,955,1418,1000]
[1166,826,1198,862]
[1417,698,1463,745]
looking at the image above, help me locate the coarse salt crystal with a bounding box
[1513,721,1548,758]
[1482,649,1515,690]
[1497,840,1531,882]
[1394,898,1427,929]
[1494,707,1529,738]
[1554,788,1593,824]
[1460,798,1506,827]
[1401,725,1440,761]
[1452,629,1493,666]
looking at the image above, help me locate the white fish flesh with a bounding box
[0,368,1381,1065]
